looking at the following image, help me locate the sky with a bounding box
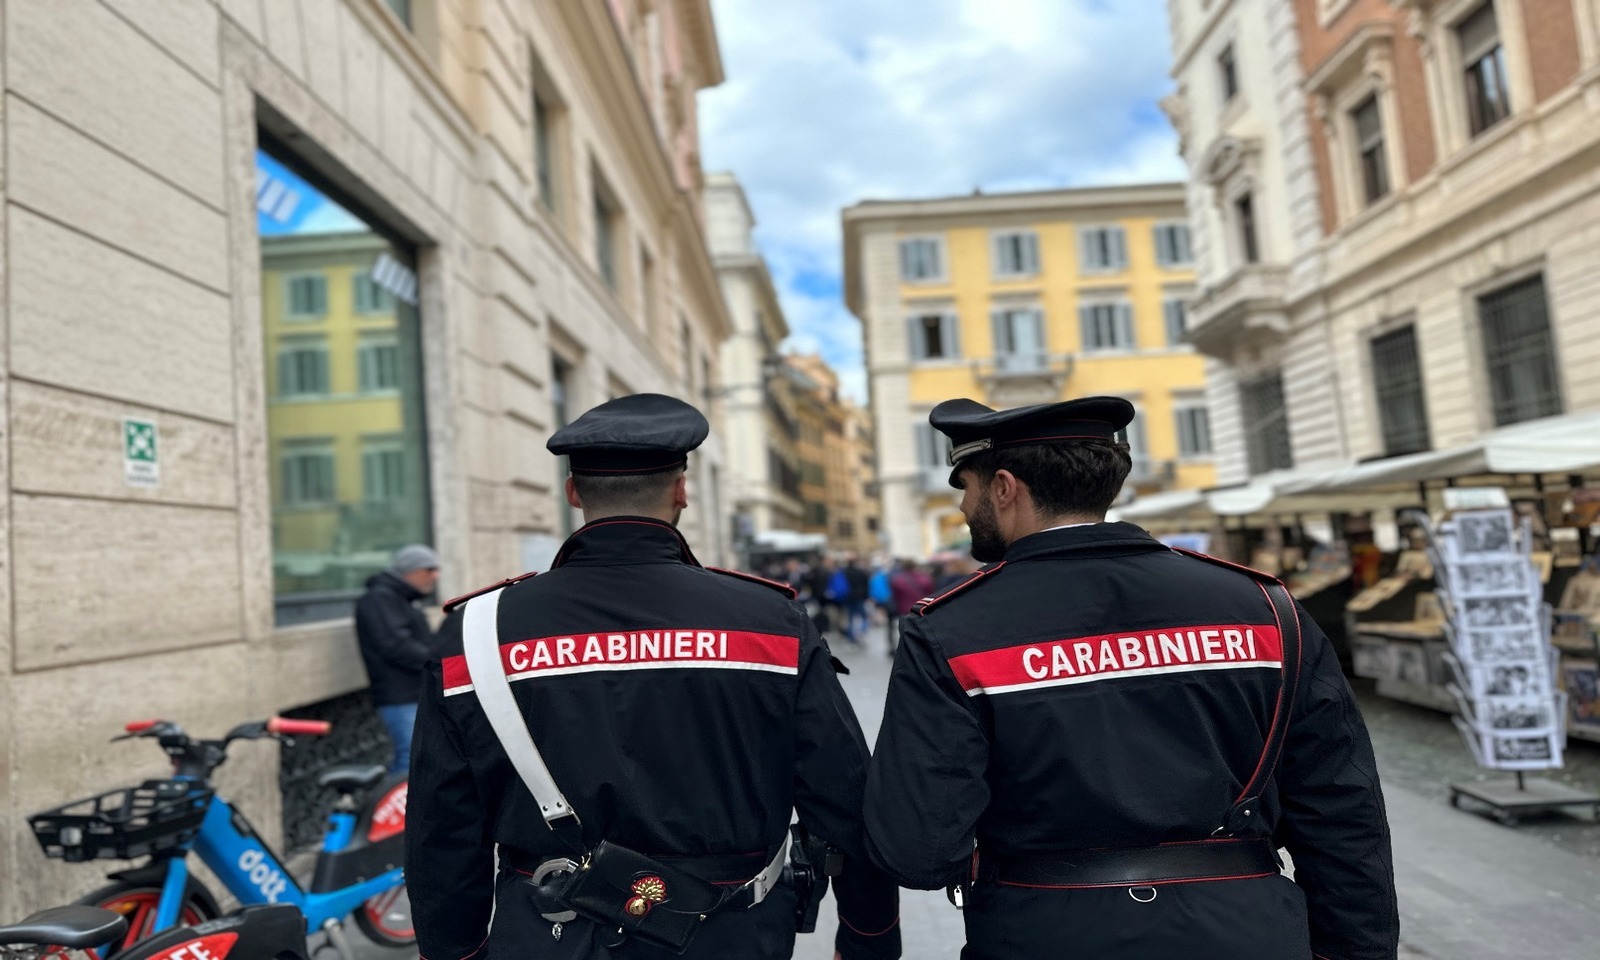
[698,0,1185,401]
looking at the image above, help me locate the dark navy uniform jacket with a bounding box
[406,517,900,960]
[864,523,1397,960]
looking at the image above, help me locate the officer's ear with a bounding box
[671,471,689,510]
[989,468,1023,509]
[565,476,583,509]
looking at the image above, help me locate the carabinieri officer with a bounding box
[406,394,899,960]
[863,396,1397,960]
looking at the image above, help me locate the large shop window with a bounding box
[257,147,432,626]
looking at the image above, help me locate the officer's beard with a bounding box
[967,490,1007,564]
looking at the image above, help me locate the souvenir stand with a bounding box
[1423,495,1600,823]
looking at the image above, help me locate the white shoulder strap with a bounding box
[462,588,576,825]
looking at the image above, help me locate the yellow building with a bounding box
[261,231,429,611]
[843,184,1215,557]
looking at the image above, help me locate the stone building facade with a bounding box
[1166,0,1600,485]
[704,173,805,548]
[0,0,730,915]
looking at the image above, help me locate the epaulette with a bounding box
[911,561,1007,615]
[442,571,538,615]
[1170,547,1284,586]
[706,567,798,600]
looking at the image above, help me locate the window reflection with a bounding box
[257,148,432,625]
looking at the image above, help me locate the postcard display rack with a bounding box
[1432,506,1600,824]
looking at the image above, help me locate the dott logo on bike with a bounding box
[625,875,667,917]
[237,848,290,902]
[153,932,238,960]
[368,783,408,842]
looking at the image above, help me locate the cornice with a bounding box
[841,182,1189,225]
[673,0,726,88]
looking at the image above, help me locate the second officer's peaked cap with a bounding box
[930,396,1136,486]
[547,393,709,476]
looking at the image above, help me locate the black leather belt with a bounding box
[508,849,770,887]
[976,839,1280,889]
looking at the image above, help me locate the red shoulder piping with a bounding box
[912,561,1007,615]
[1170,547,1284,585]
[442,571,538,614]
[706,567,798,600]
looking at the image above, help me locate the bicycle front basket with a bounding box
[28,780,214,863]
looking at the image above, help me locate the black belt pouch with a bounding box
[560,840,727,953]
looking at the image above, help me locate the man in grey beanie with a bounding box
[355,544,441,772]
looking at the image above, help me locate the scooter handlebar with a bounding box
[266,717,331,737]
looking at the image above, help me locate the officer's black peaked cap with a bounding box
[547,393,710,476]
[931,396,1136,487]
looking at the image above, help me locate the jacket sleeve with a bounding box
[404,627,496,960]
[790,609,901,960]
[1275,608,1399,960]
[355,589,435,671]
[863,614,991,890]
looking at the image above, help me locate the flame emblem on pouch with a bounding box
[626,875,668,917]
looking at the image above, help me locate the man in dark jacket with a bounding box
[865,396,1397,960]
[406,394,899,960]
[355,543,440,772]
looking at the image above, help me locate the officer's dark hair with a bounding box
[963,440,1132,518]
[571,464,687,513]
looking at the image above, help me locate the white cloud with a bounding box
[296,199,367,235]
[700,0,1184,402]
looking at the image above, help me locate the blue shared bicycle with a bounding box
[29,717,411,959]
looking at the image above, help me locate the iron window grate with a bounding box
[1370,325,1431,455]
[1479,275,1562,426]
[1240,372,1293,473]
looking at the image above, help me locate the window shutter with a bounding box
[915,422,931,468]
[899,241,913,280]
[1028,308,1046,352]
[1078,304,1094,351]
[1111,228,1128,270]
[991,310,1009,355]
[1118,303,1135,349]
[1078,230,1094,272]
[1177,225,1191,263]
[1023,233,1039,274]
[942,313,960,358]
[906,315,925,360]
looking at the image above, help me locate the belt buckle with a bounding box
[530,858,580,922]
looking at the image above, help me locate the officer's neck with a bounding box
[1006,509,1103,544]
[581,506,681,527]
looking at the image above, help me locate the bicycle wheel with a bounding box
[72,881,216,956]
[352,884,414,947]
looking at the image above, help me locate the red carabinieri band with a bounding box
[948,623,1283,697]
[441,629,801,696]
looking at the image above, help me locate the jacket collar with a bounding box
[550,516,702,569]
[1001,521,1168,563]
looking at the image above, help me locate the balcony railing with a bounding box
[1186,264,1291,358]
[972,353,1076,406]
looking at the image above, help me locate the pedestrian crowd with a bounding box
[756,553,977,657]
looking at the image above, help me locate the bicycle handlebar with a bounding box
[266,717,331,737]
